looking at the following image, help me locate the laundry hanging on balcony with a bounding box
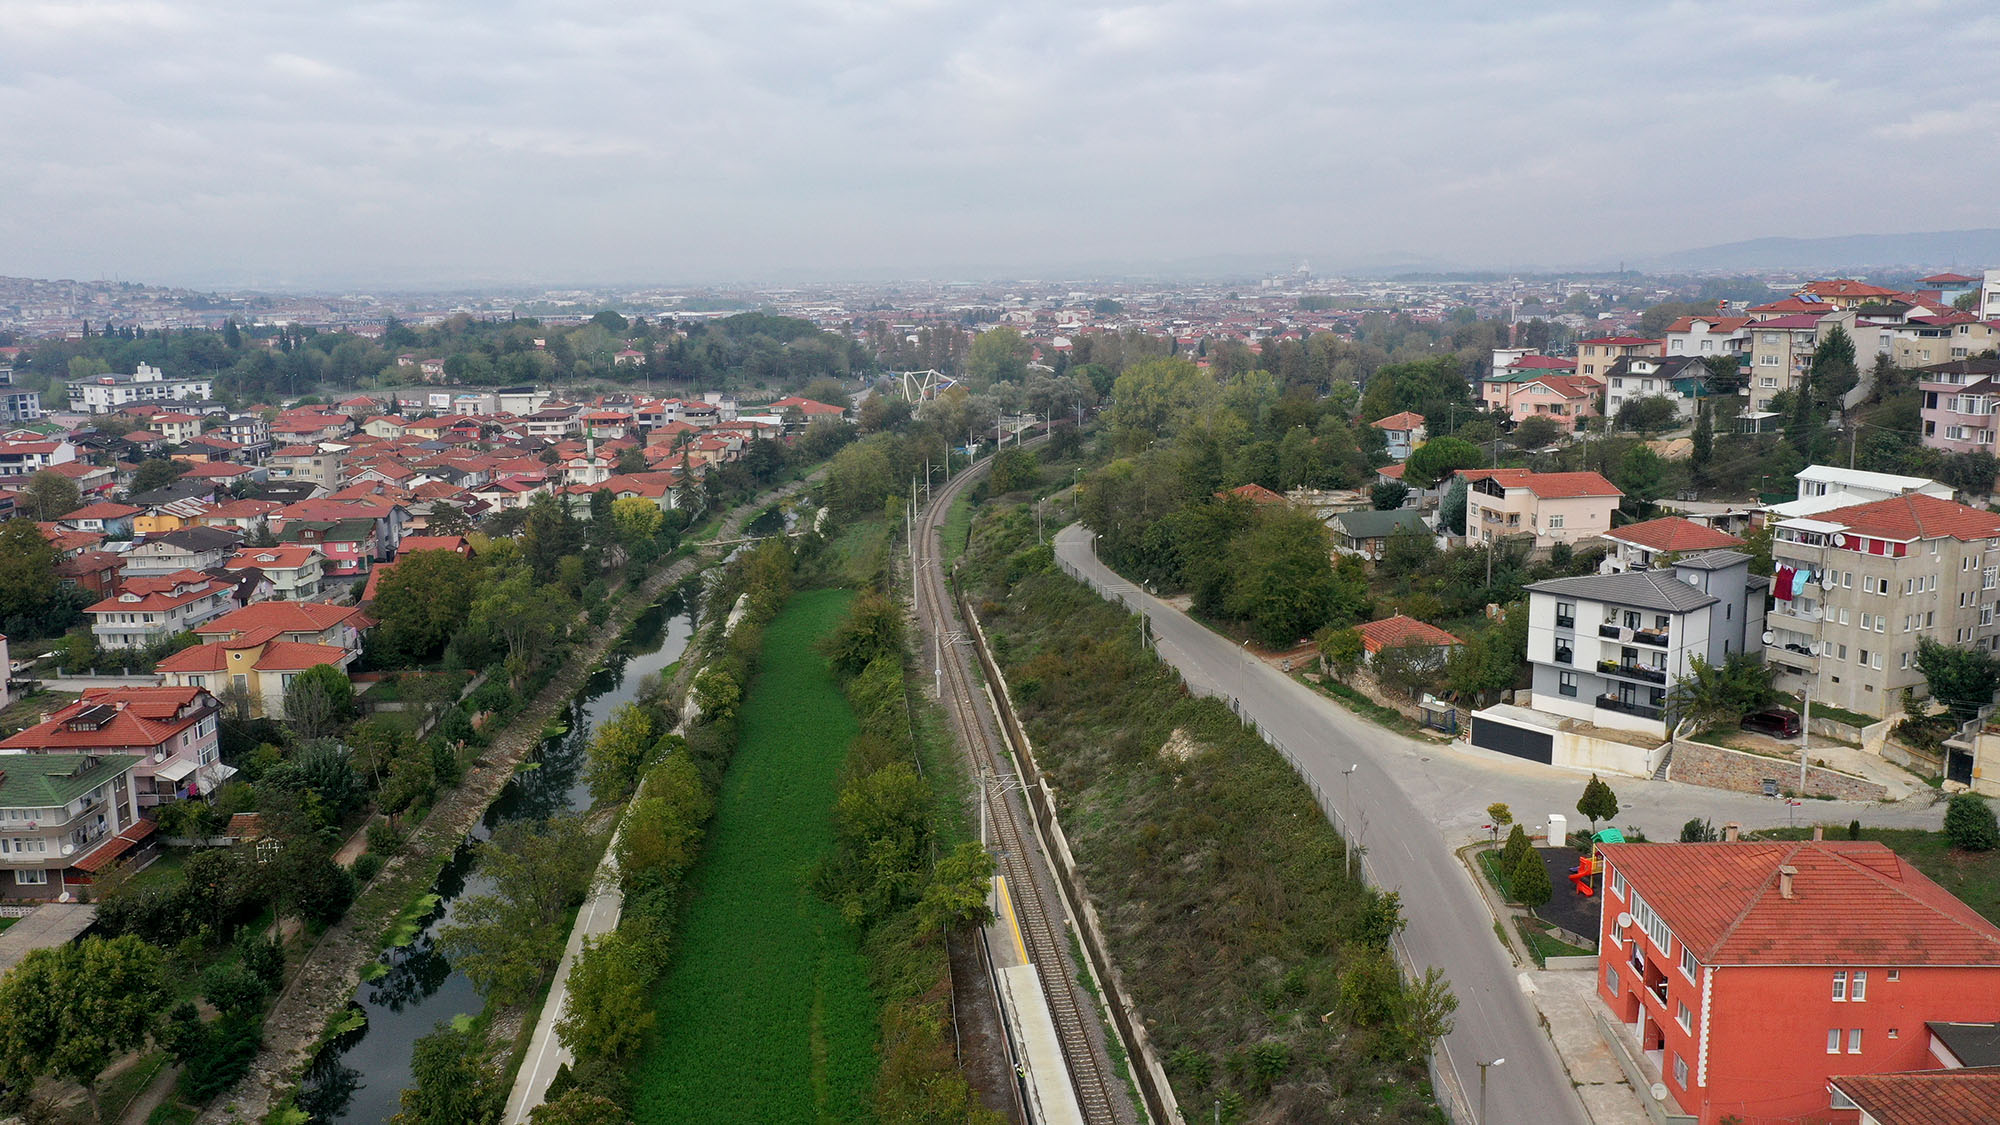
[1774,564,1797,600]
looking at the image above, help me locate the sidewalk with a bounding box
[1524,971,1648,1125]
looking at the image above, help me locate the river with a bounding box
[297,588,698,1124]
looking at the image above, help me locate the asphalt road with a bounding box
[1051,523,1947,1125]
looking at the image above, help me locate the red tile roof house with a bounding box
[1354,614,1463,661]
[1370,411,1428,460]
[156,635,355,721]
[1594,839,2000,1125]
[192,601,372,657]
[1831,1065,2000,1124]
[1601,516,1745,573]
[87,570,240,650]
[0,685,227,810]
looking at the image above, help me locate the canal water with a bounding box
[299,588,698,1124]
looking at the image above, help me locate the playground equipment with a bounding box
[1567,828,1624,897]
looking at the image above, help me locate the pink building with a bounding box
[1488,373,1603,431]
[1917,356,2000,455]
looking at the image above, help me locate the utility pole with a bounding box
[1477,1058,1504,1124]
[1798,683,1813,798]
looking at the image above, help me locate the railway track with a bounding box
[912,445,1124,1125]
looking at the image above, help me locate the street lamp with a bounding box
[1477,1057,1504,1124]
[1342,763,1359,882]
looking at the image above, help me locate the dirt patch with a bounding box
[1158,728,1207,763]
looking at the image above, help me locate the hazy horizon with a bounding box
[5,1,1997,289]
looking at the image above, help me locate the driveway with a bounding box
[1050,524,1947,1125]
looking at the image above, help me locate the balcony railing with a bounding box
[1633,629,1669,648]
[1599,623,1623,640]
[1556,615,1575,630]
[1598,660,1668,685]
[1596,694,1663,720]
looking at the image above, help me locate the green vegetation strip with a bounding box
[940,490,974,568]
[634,589,878,1124]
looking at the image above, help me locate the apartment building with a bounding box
[1599,516,1745,573]
[1767,493,2000,719]
[87,570,239,650]
[66,363,213,413]
[1524,550,1765,735]
[0,686,225,809]
[1460,469,1622,549]
[1662,315,1752,359]
[1595,839,2000,1125]
[1918,355,2000,455]
[267,444,345,490]
[1603,355,1714,420]
[1488,373,1602,432]
[0,753,142,899]
[223,546,326,600]
[0,365,42,422]
[1576,335,1662,379]
[1746,314,1824,412]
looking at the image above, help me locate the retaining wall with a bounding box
[1671,743,1887,801]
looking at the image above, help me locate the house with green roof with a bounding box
[0,753,143,900]
[1330,508,1432,562]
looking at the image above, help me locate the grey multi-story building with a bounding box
[1525,550,1767,735]
[0,366,41,422]
[1768,492,2000,719]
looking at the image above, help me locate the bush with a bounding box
[1944,793,1999,852]
[1679,818,1717,843]
[199,962,268,1015]
[237,932,285,991]
[353,853,385,883]
[367,820,408,857]
[1510,847,1552,908]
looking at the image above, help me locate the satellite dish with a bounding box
[1650,1083,1669,1102]
[1761,631,1774,645]
[1617,912,1633,929]
[1832,533,1847,547]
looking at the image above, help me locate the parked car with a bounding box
[1740,708,1802,739]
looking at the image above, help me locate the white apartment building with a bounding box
[1767,493,2000,719]
[1770,465,1953,521]
[67,363,214,413]
[1524,551,1767,735]
[1662,316,1752,359]
[0,367,42,423]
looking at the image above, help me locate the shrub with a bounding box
[199,962,267,1015]
[1944,793,1999,852]
[1510,847,1552,909]
[353,853,385,884]
[367,820,407,857]
[236,931,285,991]
[1679,818,1717,843]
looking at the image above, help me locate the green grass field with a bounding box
[633,588,878,1125]
[940,491,974,568]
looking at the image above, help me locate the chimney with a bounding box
[1722,822,1740,842]
[1812,826,1823,841]
[1779,864,1798,900]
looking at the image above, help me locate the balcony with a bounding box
[1596,694,1662,721]
[1598,660,1667,685]
[1767,603,1822,627]
[1633,628,1670,648]
[1555,614,1575,631]
[1599,623,1623,640]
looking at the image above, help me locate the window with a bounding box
[1852,971,1866,1001]
[15,869,47,885]
[1631,890,1670,954]
[1549,514,1566,530]
[1673,1055,1689,1087]
[1848,1028,1863,1054]
[1559,672,1579,697]
[1555,640,1573,665]
[1830,1088,1859,1110]
[1606,964,1619,993]
[1611,869,1626,899]
[1827,1029,1842,1054]
[1676,1002,1692,1032]
[1833,971,1847,1001]
[1887,969,1899,982]
[1680,947,1696,979]
[1556,602,1575,629]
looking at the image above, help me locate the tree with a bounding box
[615,751,707,887]
[584,703,658,803]
[1613,444,1671,512]
[609,496,663,550]
[1511,415,1564,451]
[1369,479,1410,510]
[1227,509,1344,646]
[1691,402,1714,469]
[1679,818,1718,843]
[1403,436,1482,489]
[1105,358,1217,451]
[1944,793,1999,852]
[0,935,169,1114]
[283,663,355,737]
[522,493,582,585]
[1615,395,1680,435]
[1439,476,1469,536]
[130,456,189,495]
[530,1091,632,1125]
[1370,642,1447,700]
[395,1022,504,1125]
[18,469,80,521]
[1485,802,1513,843]
[1666,653,1778,729]
[440,816,598,1005]
[0,517,61,626]
[1510,846,1552,908]
[1317,625,1363,680]
[991,447,1039,494]
[818,763,934,926]
[555,931,656,1066]
[1787,372,1817,456]
[1378,522,1435,577]
[1501,823,1531,876]
[1398,966,1459,1049]
[916,842,997,934]
[371,549,481,665]
[824,437,896,518]
[1916,636,2000,717]
[1809,324,1860,414]
[965,326,1029,386]
[1576,773,1619,832]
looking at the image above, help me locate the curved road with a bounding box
[1052,523,1945,1125]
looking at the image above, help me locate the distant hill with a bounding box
[1647,229,2000,273]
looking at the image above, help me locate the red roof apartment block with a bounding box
[1605,516,1746,554]
[1595,840,2000,1125]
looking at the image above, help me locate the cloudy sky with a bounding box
[3,0,1995,287]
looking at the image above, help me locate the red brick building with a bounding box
[1595,840,2000,1125]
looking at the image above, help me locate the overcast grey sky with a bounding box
[2,0,1994,287]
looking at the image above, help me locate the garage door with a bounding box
[1471,715,1553,764]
